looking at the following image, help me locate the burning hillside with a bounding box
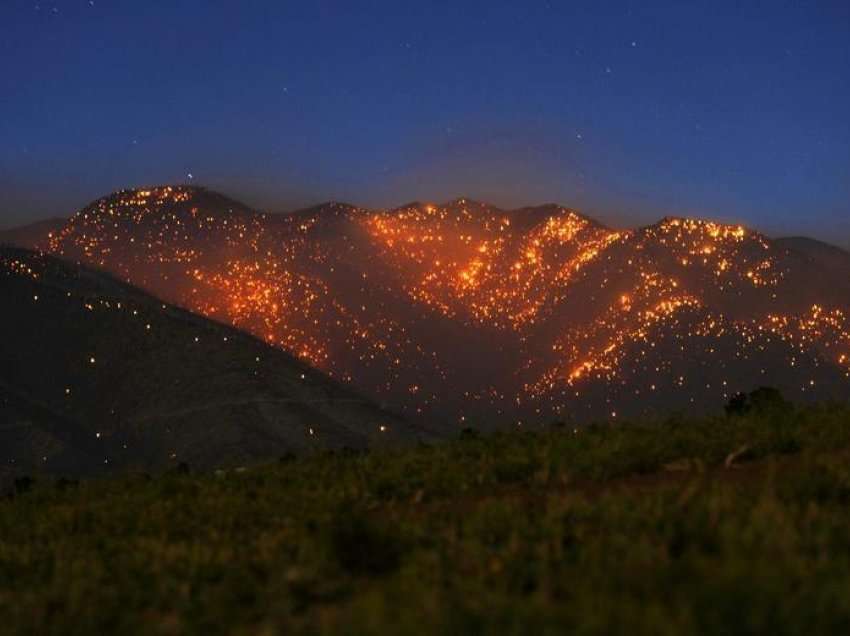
[44,186,850,426]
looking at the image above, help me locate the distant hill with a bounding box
[775,236,850,273]
[0,247,420,485]
[41,186,850,425]
[0,217,66,249]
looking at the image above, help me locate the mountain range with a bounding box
[3,185,845,432]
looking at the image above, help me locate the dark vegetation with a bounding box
[4,402,850,634]
[724,386,789,417]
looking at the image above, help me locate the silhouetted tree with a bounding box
[725,393,750,416]
[749,387,789,412]
[726,387,789,416]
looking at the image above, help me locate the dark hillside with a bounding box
[0,247,419,485]
[0,217,66,249]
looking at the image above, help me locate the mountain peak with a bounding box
[440,197,493,210]
[642,215,758,243]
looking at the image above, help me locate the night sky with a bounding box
[2,1,849,245]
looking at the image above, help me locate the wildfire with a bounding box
[25,186,849,423]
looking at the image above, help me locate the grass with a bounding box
[4,403,850,634]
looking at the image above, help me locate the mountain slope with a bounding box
[44,186,850,425]
[0,246,416,484]
[776,236,850,275]
[0,217,66,249]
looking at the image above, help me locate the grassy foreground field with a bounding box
[4,404,850,634]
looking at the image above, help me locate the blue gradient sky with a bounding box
[1,1,849,244]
